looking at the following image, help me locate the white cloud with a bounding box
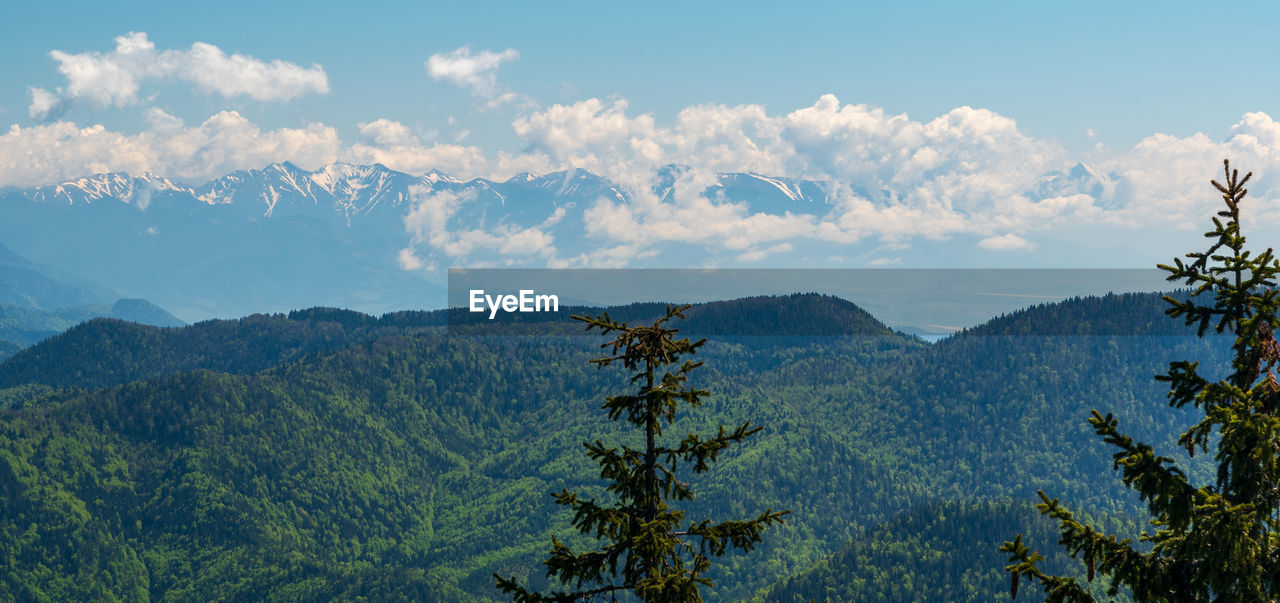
[357,118,419,147]
[30,32,328,120]
[143,107,184,131]
[28,87,64,120]
[397,247,426,271]
[344,118,488,178]
[1092,111,1280,230]
[426,46,523,107]
[977,233,1034,250]
[737,242,794,262]
[0,112,339,186]
[13,83,1280,268]
[180,41,329,100]
[512,94,1074,255]
[401,186,560,265]
[500,96,1280,263]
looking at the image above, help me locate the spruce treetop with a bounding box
[1002,160,1280,601]
[496,304,788,602]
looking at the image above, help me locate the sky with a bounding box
[5,0,1280,271]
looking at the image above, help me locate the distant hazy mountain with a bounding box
[0,339,19,361]
[104,298,186,327]
[0,162,1118,321]
[0,244,185,348]
[0,242,117,310]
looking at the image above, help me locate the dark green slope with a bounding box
[0,301,186,349]
[0,292,1229,600]
[0,293,902,391]
[682,293,899,336]
[448,292,906,338]
[953,290,1198,337]
[756,499,1136,602]
[0,308,443,390]
[0,335,539,600]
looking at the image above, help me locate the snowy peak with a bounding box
[736,173,808,202]
[648,166,822,205]
[525,169,627,201]
[195,163,322,213]
[424,169,462,185]
[711,172,828,207]
[1035,161,1114,201]
[12,163,841,224]
[194,162,418,218]
[27,172,189,206]
[308,163,415,217]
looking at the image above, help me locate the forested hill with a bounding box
[952,290,1199,338]
[0,293,900,390]
[447,292,901,338]
[0,289,1226,600]
[0,308,443,390]
[681,293,898,336]
[755,499,1133,602]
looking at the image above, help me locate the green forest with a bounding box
[0,292,1232,600]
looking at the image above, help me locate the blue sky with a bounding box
[7,1,1280,155]
[4,1,1280,271]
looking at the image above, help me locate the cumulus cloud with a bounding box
[397,247,427,271]
[977,233,1034,251]
[13,83,1280,268]
[510,94,1082,256]
[343,118,489,178]
[28,87,65,120]
[0,111,338,186]
[426,46,524,107]
[29,32,328,120]
[502,95,1280,263]
[1099,113,1280,229]
[402,186,560,264]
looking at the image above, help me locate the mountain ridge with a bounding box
[13,160,1116,213]
[0,285,1217,600]
[0,161,1122,322]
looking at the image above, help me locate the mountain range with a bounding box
[0,161,1116,322]
[0,291,1214,600]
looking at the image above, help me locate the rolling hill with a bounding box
[0,291,1219,600]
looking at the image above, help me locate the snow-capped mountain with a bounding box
[1034,162,1115,203]
[14,162,643,221]
[0,163,833,321]
[26,172,188,206]
[0,160,1162,322]
[195,162,426,220]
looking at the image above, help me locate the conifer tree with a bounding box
[1001,160,1280,601]
[495,304,788,601]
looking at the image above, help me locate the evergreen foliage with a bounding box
[760,500,1137,602]
[495,305,788,601]
[1002,160,1280,601]
[0,290,1237,600]
[0,309,442,390]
